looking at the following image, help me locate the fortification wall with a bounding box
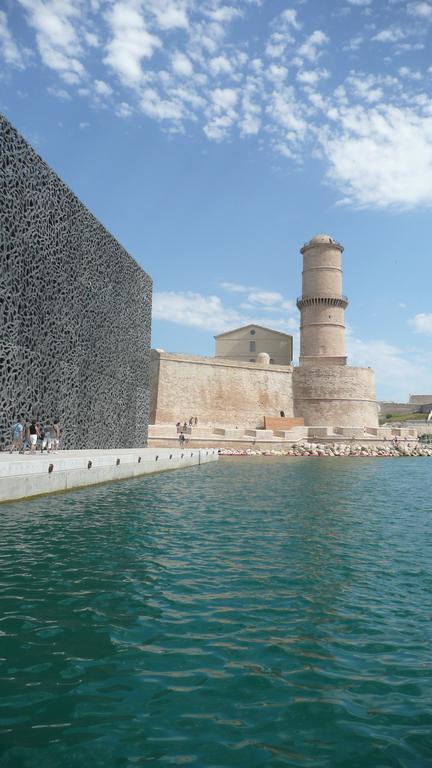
[150,351,294,428]
[409,395,432,405]
[293,366,379,428]
[0,115,152,449]
[378,402,419,417]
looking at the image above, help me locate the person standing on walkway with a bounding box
[52,419,61,452]
[10,417,24,453]
[38,420,45,453]
[22,419,31,452]
[29,419,40,454]
[42,418,52,453]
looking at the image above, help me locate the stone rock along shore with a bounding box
[219,442,432,458]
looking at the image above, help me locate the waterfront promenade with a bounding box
[0,447,218,503]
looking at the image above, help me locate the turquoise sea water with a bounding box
[1,457,432,768]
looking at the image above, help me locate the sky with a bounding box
[1,0,432,401]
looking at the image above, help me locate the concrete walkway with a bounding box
[0,447,218,503]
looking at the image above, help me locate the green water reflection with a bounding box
[0,457,431,767]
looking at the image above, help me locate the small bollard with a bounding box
[138,456,141,464]
[48,464,54,474]
[116,458,120,466]
[87,460,92,469]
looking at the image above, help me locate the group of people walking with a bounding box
[176,417,198,431]
[10,417,61,455]
[176,417,198,446]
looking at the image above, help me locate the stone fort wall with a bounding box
[293,366,379,428]
[150,351,294,428]
[150,352,379,429]
[0,114,152,449]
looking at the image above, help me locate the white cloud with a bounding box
[104,1,161,87]
[247,291,283,306]
[220,281,253,293]
[147,0,190,30]
[153,291,249,332]
[0,10,25,68]
[410,313,432,334]
[205,6,243,23]
[372,27,406,43]
[85,31,99,47]
[298,30,328,62]
[47,85,71,100]
[398,66,421,80]
[267,86,307,146]
[172,51,193,77]
[265,31,294,58]
[204,87,238,140]
[322,103,432,208]
[94,79,113,96]
[343,34,364,51]
[153,290,297,334]
[265,9,299,58]
[297,68,329,86]
[116,101,133,117]
[348,333,432,401]
[6,0,432,212]
[240,85,261,136]
[141,88,184,121]
[211,87,238,110]
[208,55,233,76]
[407,2,432,18]
[17,0,85,82]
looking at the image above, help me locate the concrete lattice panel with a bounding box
[0,114,152,449]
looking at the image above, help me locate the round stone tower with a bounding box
[297,234,348,366]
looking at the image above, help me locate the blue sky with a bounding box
[1,0,432,400]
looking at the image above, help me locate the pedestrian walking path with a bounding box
[0,447,218,503]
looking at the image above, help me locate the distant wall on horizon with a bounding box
[0,114,152,449]
[409,395,432,405]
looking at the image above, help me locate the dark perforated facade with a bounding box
[0,114,152,449]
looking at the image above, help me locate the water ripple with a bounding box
[0,458,431,766]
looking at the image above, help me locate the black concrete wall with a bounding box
[0,114,152,449]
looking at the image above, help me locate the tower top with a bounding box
[300,234,344,254]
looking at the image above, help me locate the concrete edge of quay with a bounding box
[0,448,219,504]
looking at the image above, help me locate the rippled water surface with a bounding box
[1,457,432,767]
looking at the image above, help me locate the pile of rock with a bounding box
[219,442,432,458]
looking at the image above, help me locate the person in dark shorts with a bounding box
[29,419,40,454]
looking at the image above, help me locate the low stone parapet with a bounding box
[274,427,308,439]
[245,429,274,439]
[334,427,365,438]
[307,426,331,437]
[213,428,245,438]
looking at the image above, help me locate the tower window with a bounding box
[250,341,256,352]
